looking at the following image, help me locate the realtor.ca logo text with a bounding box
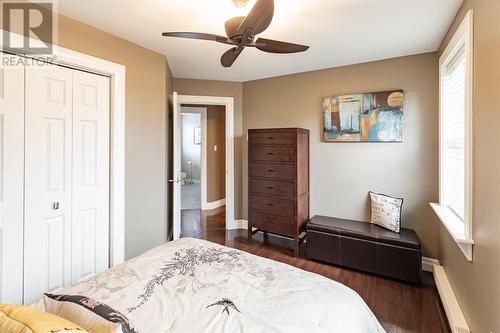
[1,0,58,65]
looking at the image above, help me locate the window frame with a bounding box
[431,10,474,261]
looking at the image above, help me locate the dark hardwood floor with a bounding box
[180,207,450,333]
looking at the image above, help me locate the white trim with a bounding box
[431,203,474,261]
[172,93,181,240]
[204,199,226,211]
[0,30,126,267]
[177,95,236,230]
[436,10,474,261]
[229,219,248,230]
[433,264,470,333]
[422,257,440,272]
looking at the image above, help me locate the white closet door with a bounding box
[71,71,110,284]
[24,65,73,304]
[0,55,24,303]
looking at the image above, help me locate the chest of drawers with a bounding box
[247,128,310,257]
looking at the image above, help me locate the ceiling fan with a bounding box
[162,0,309,68]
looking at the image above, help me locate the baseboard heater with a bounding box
[433,264,470,333]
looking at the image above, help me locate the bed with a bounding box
[35,238,384,332]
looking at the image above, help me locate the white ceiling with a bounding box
[57,0,462,82]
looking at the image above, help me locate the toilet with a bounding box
[180,172,187,185]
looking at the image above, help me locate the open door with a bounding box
[171,92,182,240]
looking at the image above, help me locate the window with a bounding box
[442,46,466,220]
[431,10,474,261]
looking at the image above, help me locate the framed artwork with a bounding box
[322,90,404,142]
[194,126,201,145]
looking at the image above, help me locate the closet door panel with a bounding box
[71,71,110,284]
[0,55,24,303]
[24,65,73,304]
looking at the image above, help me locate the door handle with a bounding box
[52,202,60,210]
[169,179,181,184]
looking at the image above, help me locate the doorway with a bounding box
[180,108,204,212]
[179,105,226,238]
[171,94,235,240]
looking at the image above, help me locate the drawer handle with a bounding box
[267,152,274,155]
[267,186,274,189]
[267,169,275,173]
[267,137,275,140]
[267,203,274,206]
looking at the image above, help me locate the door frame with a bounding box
[176,95,236,230]
[0,31,126,268]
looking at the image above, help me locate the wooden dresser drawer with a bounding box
[250,162,295,181]
[250,146,295,162]
[250,211,294,236]
[250,131,296,145]
[249,195,295,217]
[250,179,295,198]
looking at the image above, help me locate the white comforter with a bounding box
[43,238,384,332]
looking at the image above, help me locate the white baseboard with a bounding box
[422,257,440,272]
[202,198,226,211]
[227,219,248,230]
[433,264,470,333]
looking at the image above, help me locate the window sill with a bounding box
[430,203,474,262]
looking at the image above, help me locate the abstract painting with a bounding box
[322,90,404,142]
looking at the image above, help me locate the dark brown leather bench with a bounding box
[306,216,422,284]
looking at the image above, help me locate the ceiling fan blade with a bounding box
[254,38,309,54]
[162,32,231,45]
[236,0,274,36]
[221,46,245,67]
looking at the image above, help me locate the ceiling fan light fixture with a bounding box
[232,0,249,8]
[163,0,309,68]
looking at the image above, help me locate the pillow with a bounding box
[43,294,137,333]
[0,303,86,333]
[369,191,403,233]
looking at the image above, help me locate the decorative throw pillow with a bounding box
[369,191,403,233]
[0,303,87,333]
[43,294,137,333]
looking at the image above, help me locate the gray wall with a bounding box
[437,0,500,331]
[243,53,440,258]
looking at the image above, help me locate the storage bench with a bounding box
[306,216,422,284]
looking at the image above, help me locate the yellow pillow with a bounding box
[0,304,88,333]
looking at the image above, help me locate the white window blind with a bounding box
[442,46,466,220]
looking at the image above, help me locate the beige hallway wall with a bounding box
[437,0,500,331]
[243,53,440,258]
[173,79,243,217]
[206,105,226,203]
[56,15,173,259]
